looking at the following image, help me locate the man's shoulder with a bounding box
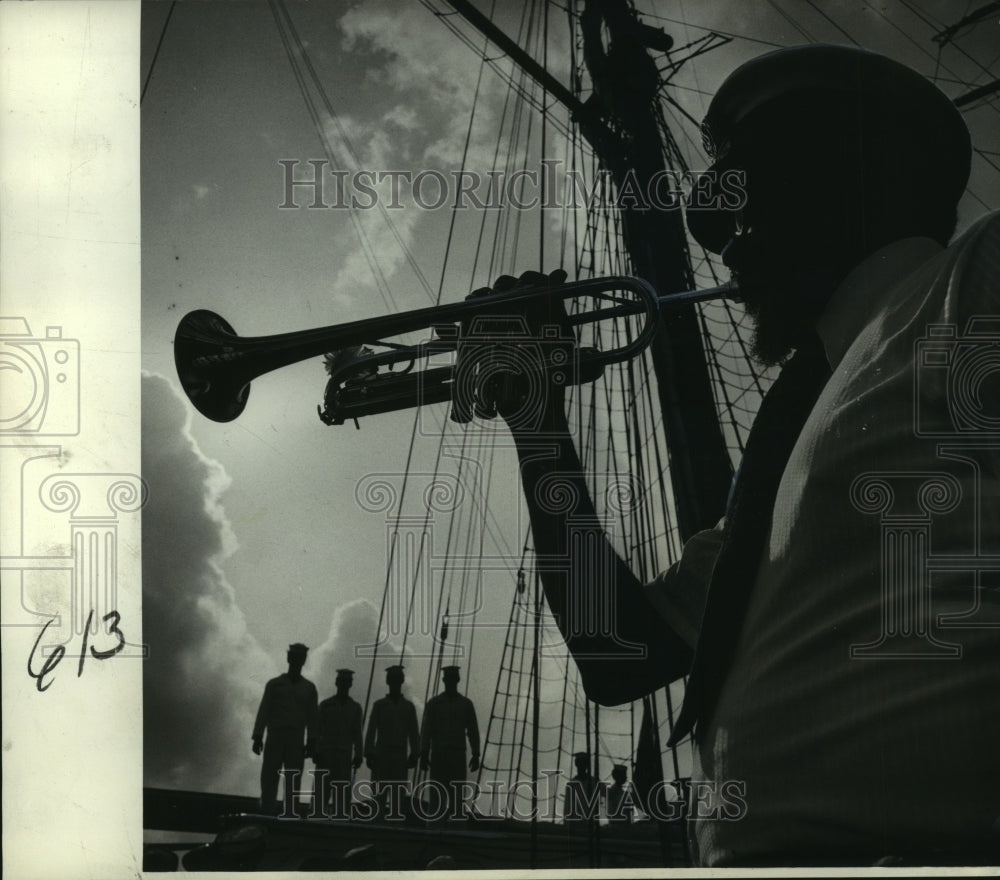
[939,209,1000,313]
[945,209,1000,267]
[954,209,1000,243]
[375,695,416,709]
[320,694,359,707]
[373,697,413,709]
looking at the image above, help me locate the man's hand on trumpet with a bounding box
[450,268,595,435]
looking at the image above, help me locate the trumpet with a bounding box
[174,276,736,425]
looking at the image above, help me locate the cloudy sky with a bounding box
[140,0,999,798]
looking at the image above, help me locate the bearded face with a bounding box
[715,141,862,367]
[724,232,839,367]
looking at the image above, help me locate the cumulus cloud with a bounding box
[319,109,426,308]
[310,598,422,711]
[142,372,276,795]
[313,0,522,306]
[338,0,507,170]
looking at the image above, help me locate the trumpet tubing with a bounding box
[174,276,735,424]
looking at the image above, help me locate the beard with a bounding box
[727,242,839,367]
[734,269,814,367]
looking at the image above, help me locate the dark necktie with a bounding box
[668,334,832,746]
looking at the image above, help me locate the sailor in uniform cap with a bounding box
[315,668,364,818]
[419,666,481,818]
[563,751,599,824]
[252,642,318,815]
[605,764,631,823]
[364,664,420,811]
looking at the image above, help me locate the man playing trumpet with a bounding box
[458,45,1000,867]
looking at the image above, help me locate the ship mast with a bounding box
[441,0,733,539]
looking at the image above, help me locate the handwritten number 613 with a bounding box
[27,609,127,692]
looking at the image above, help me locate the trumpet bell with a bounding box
[174,309,251,422]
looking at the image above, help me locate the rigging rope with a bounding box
[900,0,1000,87]
[278,1,441,301]
[268,0,396,314]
